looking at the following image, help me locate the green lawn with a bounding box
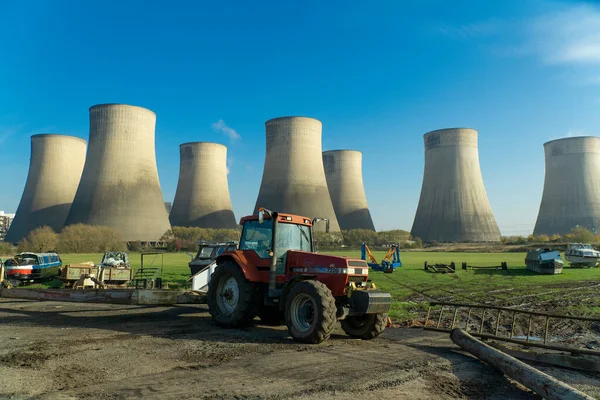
[328,250,600,321]
[22,250,600,322]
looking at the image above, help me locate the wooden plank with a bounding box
[0,288,206,305]
[489,342,600,373]
[451,328,594,400]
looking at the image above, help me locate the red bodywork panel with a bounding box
[221,249,368,297]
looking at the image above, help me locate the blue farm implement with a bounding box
[361,242,402,273]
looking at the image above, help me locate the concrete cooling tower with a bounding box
[534,137,600,235]
[411,128,501,242]
[253,116,340,232]
[4,134,86,243]
[64,104,171,241]
[169,142,237,228]
[322,150,375,231]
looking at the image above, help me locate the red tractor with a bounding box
[207,208,392,344]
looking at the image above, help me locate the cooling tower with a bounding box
[4,134,86,243]
[322,150,375,231]
[533,137,600,235]
[64,104,171,241]
[411,128,501,242]
[169,142,237,228]
[253,116,340,232]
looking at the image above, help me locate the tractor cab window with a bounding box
[240,219,273,259]
[275,223,312,258]
[274,222,312,273]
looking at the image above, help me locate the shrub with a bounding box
[342,229,378,248]
[314,231,344,251]
[402,237,423,249]
[18,226,58,252]
[167,227,241,252]
[58,224,126,253]
[377,229,411,245]
[537,234,550,242]
[567,226,596,243]
[0,241,15,256]
[127,241,143,252]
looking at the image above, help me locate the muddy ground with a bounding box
[1,299,600,400]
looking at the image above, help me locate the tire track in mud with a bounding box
[379,272,479,304]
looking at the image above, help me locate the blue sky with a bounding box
[1,0,599,235]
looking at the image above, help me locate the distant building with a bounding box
[0,211,16,241]
[165,202,172,214]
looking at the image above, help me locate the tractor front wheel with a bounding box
[341,313,388,340]
[207,260,260,328]
[285,280,336,344]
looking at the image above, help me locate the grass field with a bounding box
[16,251,600,321]
[329,250,600,321]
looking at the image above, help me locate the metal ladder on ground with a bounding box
[423,301,600,356]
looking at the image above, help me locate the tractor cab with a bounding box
[238,209,317,275]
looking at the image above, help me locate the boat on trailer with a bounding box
[565,243,600,267]
[525,249,564,274]
[3,252,62,283]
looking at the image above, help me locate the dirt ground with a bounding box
[1,299,599,400]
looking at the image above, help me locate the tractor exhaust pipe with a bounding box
[268,212,279,297]
[259,208,278,297]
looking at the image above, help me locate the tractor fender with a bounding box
[215,253,263,282]
[279,275,316,311]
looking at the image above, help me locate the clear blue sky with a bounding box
[1,0,599,235]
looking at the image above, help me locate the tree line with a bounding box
[1,225,597,255]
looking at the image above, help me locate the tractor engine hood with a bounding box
[285,251,369,275]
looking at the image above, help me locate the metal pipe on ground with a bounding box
[450,328,594,400]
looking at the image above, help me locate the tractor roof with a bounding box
[240,212,313,226]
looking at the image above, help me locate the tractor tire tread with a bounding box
[207,260,260,328]
[285,280,336,344]
[341,312,388,340]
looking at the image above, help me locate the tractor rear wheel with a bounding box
[285,280,336,344]
[207,260,260,328]
[341,313,388,340]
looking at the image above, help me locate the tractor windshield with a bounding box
[275,223,312,256]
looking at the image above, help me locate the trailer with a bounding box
[461,262,508,271]
[424,261,455,273]
[0,260,205,305]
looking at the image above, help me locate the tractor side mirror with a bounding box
[312,217,330,233]
[258,209,264,224]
